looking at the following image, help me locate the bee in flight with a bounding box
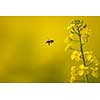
[45,39,54,46]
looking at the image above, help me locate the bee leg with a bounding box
[48,43,50,46]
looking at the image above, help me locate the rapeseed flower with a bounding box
[65,19,99,82]
[71,50,81,61]
[90,67,98,78]
[78,64,89,76]
[70,66,78,82]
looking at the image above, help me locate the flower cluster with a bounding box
[70,52,99,82]
[65,19,99,83]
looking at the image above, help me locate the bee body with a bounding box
[45,39,54,46]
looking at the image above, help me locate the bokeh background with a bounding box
[0,16,99,83]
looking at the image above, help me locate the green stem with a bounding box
[78,33,88,83]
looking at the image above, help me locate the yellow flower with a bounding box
[71,19,86,31]
[64,34,74,43]
[93,56,99,66]
[85,51,99,66]
[67,24,75,30]
[64,36,72,51]
[85,51,93,63]
[78,64,89,76]
[79,23,87,31]
[90,67,98,78]
[85,51,92,55]
[81,28,91,43]
[70,76,76,83]
[81,32,89,43]
[69,33,74,39]
[71,66,77,75]
[70,66,78,82]
[64,36,69,43]
[71,50,81,61]
[64,43,72,51]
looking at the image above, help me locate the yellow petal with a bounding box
[91,71,98,78]
[91,67,99,78]
[87,55,92,61]
[71,66,76,71]
[95,67,98,71]
[73,50,77,54]
[85,51,93,54]
[90,67,98,71]
[64,37,69,43]
[71,50,81,61]
[64,46,68,51]
[79,64,85,69]
[64,43,72,51]
[78,70,84,76]
[69,34,74,39]
[67,24,74,30]
[95,62,99,66]
[71,55,75,60]
[94,58,99,66]
[70,76,76,83]
[75,57,81,62]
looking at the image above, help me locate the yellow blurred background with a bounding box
[0,16,99,82]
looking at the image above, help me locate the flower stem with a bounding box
[78,32,88,83]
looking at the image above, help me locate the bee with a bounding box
[45,39,54,46]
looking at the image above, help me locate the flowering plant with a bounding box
[64,19,99,83]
